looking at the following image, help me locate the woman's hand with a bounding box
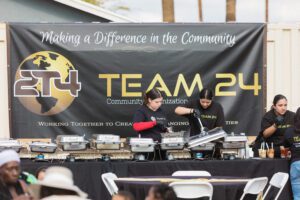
[274,116,284,127]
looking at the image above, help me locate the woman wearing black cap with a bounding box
[175,88,225,136]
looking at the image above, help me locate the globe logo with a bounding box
[14,51,81,116]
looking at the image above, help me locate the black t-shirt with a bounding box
[259,109,295,146]
[284,127,300,163]
[182,99,225,136]
[133,105,167,142]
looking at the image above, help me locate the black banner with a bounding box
[9,23,265,138]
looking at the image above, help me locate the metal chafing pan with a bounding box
[29,141,57,153]
[222,133,247,149]
[56,135,88,151]
[222,142,245,149]
[90,134,120,150]
[160,131,187,150]
[0,139,22,152]
[129,138,155,152]
[160,137,185,150]
[190,142,215,151]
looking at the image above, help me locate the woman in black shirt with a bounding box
[255,94,295,157]
[284,107,300,200]
[133,88,168,142]
[175,88,225,136]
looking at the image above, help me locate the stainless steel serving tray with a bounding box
[160,137,185,150]
[56,135,88,151]
[90,134,120,150]
[129,138,155,152]
[0,139,22,152]
[29,142,57,153]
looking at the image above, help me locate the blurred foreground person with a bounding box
[145,184,177,200]
[112,191,135,200]
[34,167,47,181]
[284,108,300,200]
[29,166,88,200]
[0,150,32,200]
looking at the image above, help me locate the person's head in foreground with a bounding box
[35,166,48,181]
[145,184,177,200]
[112,190,135,200]
[0,149,21,185]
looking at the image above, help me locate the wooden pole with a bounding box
[198,0,203,22]
[226,0,236,22]
[265,0,269,22]
[162,0,175,22]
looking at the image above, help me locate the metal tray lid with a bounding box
[188,127,226,148]
[197,142,216,148]
[56,135,87,143]
[161,131,186,138]
[129,138,155,146]
[0,139,21,147]
[190,142,216,150]
[161,137,185,144]
[92,134,120,143]
[29,141,57,148]
[225,133,248,142]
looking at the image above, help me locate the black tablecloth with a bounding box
[116,176,247,200]
[21,158,292,200]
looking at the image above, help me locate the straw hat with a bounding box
[29,166,87,199]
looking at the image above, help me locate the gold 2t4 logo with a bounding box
[14,51,81,116]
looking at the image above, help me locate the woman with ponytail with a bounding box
[175,88,225,136]
[254,94,295,157]
[132,88,168,143]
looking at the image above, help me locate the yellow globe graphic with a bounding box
[15,51,78,116]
